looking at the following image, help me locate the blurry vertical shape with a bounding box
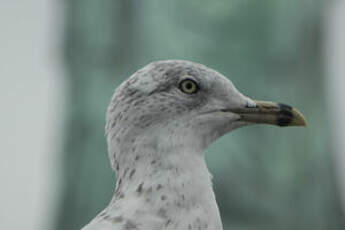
[55,1,136,229]
[325,0,345,211]
[0,1,65,230]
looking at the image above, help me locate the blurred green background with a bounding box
[55,0,344,229]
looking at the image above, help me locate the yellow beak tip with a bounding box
[291,108,307,127]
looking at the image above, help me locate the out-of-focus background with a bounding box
[1,0,345,229]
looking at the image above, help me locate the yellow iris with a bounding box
[179,79,198,94]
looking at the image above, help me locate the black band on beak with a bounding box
[277,103,294,127]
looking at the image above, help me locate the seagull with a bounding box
[82,60,306,230]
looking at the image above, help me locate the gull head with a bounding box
[105,60,306,169]
[82,60,307,230]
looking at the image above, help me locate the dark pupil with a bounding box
[185,82,193,90]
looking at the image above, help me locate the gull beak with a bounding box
[227,100,307,127]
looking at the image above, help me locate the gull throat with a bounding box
[106,132,223,230]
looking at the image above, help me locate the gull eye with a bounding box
[179,79,199,94]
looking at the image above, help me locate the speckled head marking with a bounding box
[82,60,306,230]
[105,60,306,171]
[105,60,249,169]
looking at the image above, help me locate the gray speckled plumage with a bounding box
[81,60,258,230]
